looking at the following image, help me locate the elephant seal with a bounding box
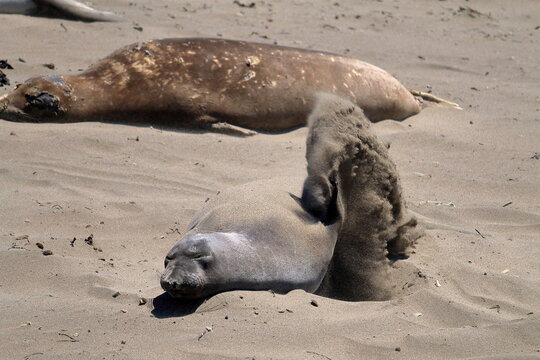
[161,93,421,300]
[160,177,339,299]
[0,0,121,21]
[1,38,422,135]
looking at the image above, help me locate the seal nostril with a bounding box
[161,278,176,291]
[179,281,198,290]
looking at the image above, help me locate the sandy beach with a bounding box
[1,0,539,359]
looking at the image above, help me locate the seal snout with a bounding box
[160,236,214,298]
[0,93,28,122]
[160,274,202,292]
[160,271,206,298]
[0,93,10,114]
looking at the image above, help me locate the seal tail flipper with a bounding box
[408,89,462,110]
[36,0,122,22]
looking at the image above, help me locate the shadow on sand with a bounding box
[150,292,231,318]
[150,292,207,318]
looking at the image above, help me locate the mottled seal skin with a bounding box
[160,178,338,299]
[0,38,420,134]
[0,0,121,21]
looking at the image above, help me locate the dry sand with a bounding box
[1,0,539,359]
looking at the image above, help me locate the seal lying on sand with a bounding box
[161,178,339,299]
[161,94,421,300]
[0,38,448,135]
[0,0,121,21]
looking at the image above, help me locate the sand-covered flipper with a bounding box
[302,93,423,301]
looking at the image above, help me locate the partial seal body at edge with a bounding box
[0,0,121,21]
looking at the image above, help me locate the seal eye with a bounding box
[194,254,212,270]
[164,256,173,268]
[185,242,212,264]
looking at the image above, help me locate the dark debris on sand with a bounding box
[0,60,14,69]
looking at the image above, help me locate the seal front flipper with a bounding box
[197,115,257,136]
[301,174,339,225]
[208,122,257,137]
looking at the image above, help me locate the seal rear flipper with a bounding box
[387,216,424,259]
[197,116,257,136]
[408,89,462,110]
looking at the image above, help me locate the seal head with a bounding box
[0,76,72,122]
[161,234,215,299]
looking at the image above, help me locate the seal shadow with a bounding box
[150,292,206,318]
[150,292,229,318]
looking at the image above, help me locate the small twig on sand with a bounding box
[197,326,212,341]
[475,229,486,239]
[24,353,44,360]
[58,333,79,342]
[409,89,462,110]
[8,243,28,250]
[306,351,333,360]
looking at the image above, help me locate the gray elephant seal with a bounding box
[0,0,121,21]
[1,38,421,135]
[160,178,339,299]
[161,93,421,300]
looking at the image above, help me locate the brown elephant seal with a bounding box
[1,38,422,135]
[0,0,121,21]
[161,93,421,300]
